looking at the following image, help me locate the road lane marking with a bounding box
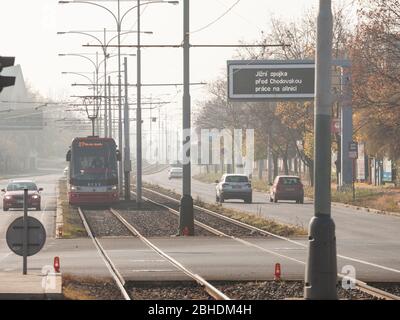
[3,268,15,272]
[130,269,176,272]
[145,179,400,276]
[337,254,400,274]
[130,259,166,263]
[0,252,12,263]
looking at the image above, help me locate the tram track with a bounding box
[141,184,400,300]
[78,206,230,300]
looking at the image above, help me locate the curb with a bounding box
[55,181,64,239]
[330,200,400,218]
[304,196,400,218]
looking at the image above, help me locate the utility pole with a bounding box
[340,67,353,188]
[158,107,161,163]
[108,76,112,138]
[103,28,108,138]
[149,97,153,162]
[136,0,143,205]
[179,0,195,236]
[92,53,99,136]
[117,0,124,196]
[267,130,273,184]
[124,57,131,200]
[304,0,338,300]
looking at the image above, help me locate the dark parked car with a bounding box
[2,180,43,211]
[270,176,304,204]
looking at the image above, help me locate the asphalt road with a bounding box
[1,236,398,282]
[143,169,400,281]
[0,173,59,242]
[0,171,399,285]
[0,173,59,271]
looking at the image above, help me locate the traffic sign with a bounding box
[348,141,358,159]
[227,60,315,101]
[6,217,46,257]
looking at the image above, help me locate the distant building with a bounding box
[0,65,43,130]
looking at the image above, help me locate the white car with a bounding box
[215,174,252,203]
[168,167,183,179]
[63,166,69,177]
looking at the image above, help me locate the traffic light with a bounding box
[0,56,16,93]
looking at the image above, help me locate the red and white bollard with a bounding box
[54,256,60,273]
[274,263,281,281]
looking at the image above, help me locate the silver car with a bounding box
[168,167,183,179]
[215,174,252,203]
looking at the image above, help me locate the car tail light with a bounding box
[222,183,229,188]
[246,183,251,188]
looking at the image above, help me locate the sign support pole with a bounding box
[352,159,356,201]
[304,0,338,300]
[23,188,28,275]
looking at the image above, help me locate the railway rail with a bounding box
[78,206,230,300]
[141,184,400,301]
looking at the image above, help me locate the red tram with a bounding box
[66,137,120,206]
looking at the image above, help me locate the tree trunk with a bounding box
[273,154,279,178]
[283,155,289,175]
[308,162,314,187]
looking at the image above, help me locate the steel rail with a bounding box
[141,185,400,300]
[131,190,225,237]
[109,207,230,300]
[78,207,131,300]
[143,186,305,245]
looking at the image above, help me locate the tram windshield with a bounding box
[71,141,118,182]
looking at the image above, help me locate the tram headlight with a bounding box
[71,186,81,191]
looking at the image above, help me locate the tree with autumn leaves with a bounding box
[351,1,400,164]
[195,4,353,184]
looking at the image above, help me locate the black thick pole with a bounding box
[304,0,338,300]
[179,0,194,236]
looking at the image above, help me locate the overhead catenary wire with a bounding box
[190,0,243,35]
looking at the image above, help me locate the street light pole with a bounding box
[117,0,124,197]
[179,0,194,236]
[103,28,108,138]
[58,0,177,199]
[304,0,338,300]
[136,0,143,205]
[108,75,112,138]
[124,57,131,200]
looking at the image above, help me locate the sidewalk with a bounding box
[0,272,62,300]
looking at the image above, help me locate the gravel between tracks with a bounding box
[142,189,268,237]
[214,281,377,300]
[63,275,124,300]
[83,209,132,237]
[118,202,213,237]
[126,282,212,300]
[368,283,400,297]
